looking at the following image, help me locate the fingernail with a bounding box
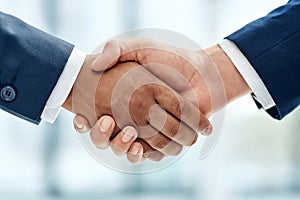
[99,117,112,132]
[91,57,99,68]
[131,144,140,155]
[122,127,137,143]
[202,126,212,136]
[74,119,83,129]
[74,119,88,133]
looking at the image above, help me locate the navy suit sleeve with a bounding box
[226,0,300,120]
[0,12,74,124]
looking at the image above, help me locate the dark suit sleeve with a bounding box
[0,12,74,124]
[226,0,300,120]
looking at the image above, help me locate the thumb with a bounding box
[91,40,121,71]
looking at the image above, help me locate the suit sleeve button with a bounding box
[1,86,16,102]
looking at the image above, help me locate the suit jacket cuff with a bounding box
[219,39,276,110]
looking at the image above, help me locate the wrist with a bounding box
[59,50,88,113]
[203,44,251,105]
[62,54,97,112]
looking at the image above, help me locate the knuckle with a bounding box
[105,40,117,48]
[152,137,170,150]
[138,125,158,139]
[180,100,190,117]
[175,100,182,115]
[144,83,156,92]
[187,133,198,146]
[129,97,151,125]
[162,141,183,156]
[172,127,198,146]
[168,123,180,138]
[131,97,149,110]
[175,99,189,117]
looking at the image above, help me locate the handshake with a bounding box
[62,39,250,163]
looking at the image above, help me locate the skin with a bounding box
[63,54,211,162]
[72,40,251,163]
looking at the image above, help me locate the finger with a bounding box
[92,40,121,71]
[73,114,91,133]
[137,139,165,162]
[127,142,144,164]
[154,85,212,135]
[92,39,155,71]
[138,123,183,155]
[90,116,116,149]
[110,126,138,156]
[148,104,198,146]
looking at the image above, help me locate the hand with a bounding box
[91,39,251,115]
[74,39,251,162]
[65,55,212,162]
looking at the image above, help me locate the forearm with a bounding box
[204,45,251,103]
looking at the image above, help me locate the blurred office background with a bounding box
[0,0,299,199]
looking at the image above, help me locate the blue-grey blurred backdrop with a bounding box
[0,0,299,200]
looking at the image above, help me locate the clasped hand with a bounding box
[63,39,230,163]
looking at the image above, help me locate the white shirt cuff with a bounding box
[219,39,275,109]
[41,48,87,123]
